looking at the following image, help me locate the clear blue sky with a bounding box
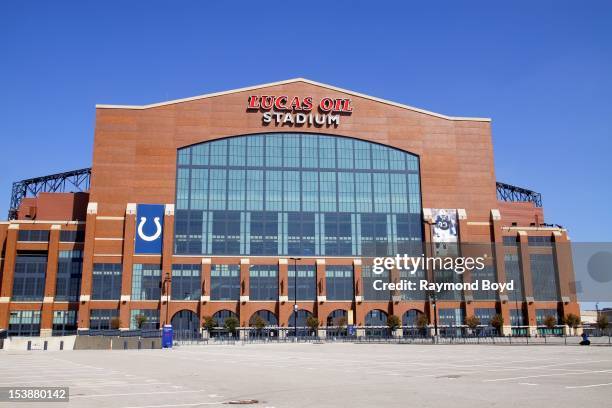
[1,1,611,242]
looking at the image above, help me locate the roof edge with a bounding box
[95,77,491,122]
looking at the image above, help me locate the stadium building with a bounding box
[0,79,579,340]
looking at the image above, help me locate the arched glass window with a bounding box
[365,309,388,326]
[288,310,313,327]
[249,310,278,326]
[326,309,347,326]
[402,309,424,327]
[212,310,238,327]
[174,133,421,256]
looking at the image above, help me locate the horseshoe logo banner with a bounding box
[134,204,165,254]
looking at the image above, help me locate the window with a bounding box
[536,309,559,325]
[17,230,49,242]
[132,264,161,300]
[212,310,238,327]
[60,230,85,242]
[55,250,82,301]
[249,265,278,301]
[471,265,498,301]
[326,266,354,301]
[288,265,316,301]
[92,264,122,300]
[433,269,463,301]
[504,253,523,301]
[12,253,47,301]
[211,265,240,301]
[362,265,390,301]
[439,308,465,326]
[175,133,422,257]
[365,309,388,326]
[89,309,119,330]
[130,309,160,330]
[474,308,497,326]
[503,236,518,246]
[171,264,201,300]
[530,254,559,301]
[510,308,525,326]
[52,310,77,335]
[9,310,41,336]
[528,236,553,247]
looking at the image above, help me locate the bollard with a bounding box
[60,341,64,350]
[27,340,32,350]
[44,341,48,351]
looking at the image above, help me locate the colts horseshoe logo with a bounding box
[137,216,162,242]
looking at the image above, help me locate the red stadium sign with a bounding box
[247,95,353,127]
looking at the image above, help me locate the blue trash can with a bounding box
[162,324,173,348]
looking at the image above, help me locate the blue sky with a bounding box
[1,1,611,242]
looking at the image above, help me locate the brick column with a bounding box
[160,204,175,326]
[78,202,98,329]
[120,204,136,329]
[552,231,578,318]
[422,209,436,335]
[240,258,250,302]
[0,224,19,329]
[490,209,511,335]
[352,258,363,330]
[40,224,61,336]
[316,259,326,303]
[278,259,288,302]
[457,209,474,318]
[517,231,536,335]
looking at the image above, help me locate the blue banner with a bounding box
[134,204,164,254]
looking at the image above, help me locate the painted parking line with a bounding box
[484,369,612,382]
[71,389,209,399]
[565,382,612,389]
[121,403,224,408]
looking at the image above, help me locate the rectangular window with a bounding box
[438,308,464,326]
[362,265,389,301]
[504,253,523,301]
[474,308,497,326]
[52,310,77,336]
[471,265,498,301]
[89,309,119,331]
[288,265,316,300]
[59,230,85,242]
[211,264,240,301]
[319,172,337,212]
[536,309,559,325]
[55,250,83,302]
[92,264,122,300]
[171,264,201,300]
[249,211,278,255]
[209,139,227,166]
[130,309,160,330]
[528,236,553,247]
[283,135,300,167]
[325,266,354,301]
[8,310,41,337]
[249,265,278,301]
[132,264,162,300]
[17,230,49,242]
[12,253,47,301]
[530,254,559,301]
[319,136,336,168]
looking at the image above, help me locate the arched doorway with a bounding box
[211,310,238,338]
[249,310,278,338]
[402,309,426,337]
[171,310,199,340]
[326,309,348,337]
[365,309,389,338]
[288,309,314,337]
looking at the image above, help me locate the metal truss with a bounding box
[8,168,91,219]
[496,181,542,208]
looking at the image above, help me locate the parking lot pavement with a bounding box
[1,343,611,408]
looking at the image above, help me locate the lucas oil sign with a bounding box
[134,204,164,254]
[247,95,353,127]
